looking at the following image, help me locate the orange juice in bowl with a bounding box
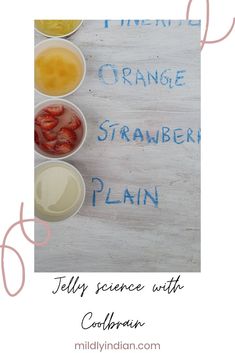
[35,39,86,97]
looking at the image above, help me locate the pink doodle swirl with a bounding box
[186,0,235,50]
[0,203,51,296]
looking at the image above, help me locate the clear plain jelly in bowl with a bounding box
[35,161,86,222]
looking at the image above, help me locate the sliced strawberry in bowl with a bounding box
[35,114,58,130]
[35,114,47,126]
[35,100,86,158]
[40,140,57,153]
[44,105,64,117]
[34,130,40,145]
[65,115,81,130]
[43,130,57,141]
[57,127,77,144]
[54,142,74,155]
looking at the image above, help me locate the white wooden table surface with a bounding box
[35,20,200,272]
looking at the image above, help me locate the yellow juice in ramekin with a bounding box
[35,20,82,37]
[35,39,86,97]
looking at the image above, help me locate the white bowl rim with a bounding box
[34,38,86,98]
[34,20,83,38]
[34,98,87,160]
[35,160,86,222]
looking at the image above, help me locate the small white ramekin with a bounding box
[34,38,86,98]
[35,160,86,222]
[34,20,83,38]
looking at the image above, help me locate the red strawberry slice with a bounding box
[54,142,74,154]
[35,114,58,130]
[34,130,39,145]
[57,127,77,144]
[44,105,64,116]
[65,115,81,130]
[41,140,56,153]
[43,130,57,141]
[35,114,47,126]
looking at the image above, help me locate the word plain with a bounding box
[92,177,159,208]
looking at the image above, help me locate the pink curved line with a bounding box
[19,203,51,247]
[205,18,235,43]
[186,0,234,49]
[1,219,27,296]
[186,0,193,20]
[1,202,52,296]
[0,244,25,297]
[200,0,210,50]
[186,0,210,51]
